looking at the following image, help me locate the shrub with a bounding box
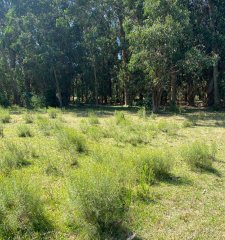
[0,142,30,174]
[37,116,51,135]
[59,127,88,153]
[157,120,178,135]
[24,113,34,124]
[114,111,127,125]
[0,124,3,138]
[17,125,33,137]
[0,177,53,239]
[70,162,131,236]
[181,141,215,170]
[137,149,173,184]
[0,108,11,123]
[88,112,99,125]
[182,119,195,128]
[137,107,146,118]
[47,107,60,119]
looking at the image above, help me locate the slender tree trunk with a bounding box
[152,86,163,113]
[170,70,177,105]
[208,1,219,106]
[213,61,219,105]
[53,68,63,108]
[93,63,98,105]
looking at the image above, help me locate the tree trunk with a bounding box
[187,80,195,106]
[213,61,219,106]
[170,70,177,105]
[152,87,163,113]
[93,63,98,105]
[53,68,63,108]
[208,1,219,107]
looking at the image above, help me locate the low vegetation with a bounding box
[0,107,224,239]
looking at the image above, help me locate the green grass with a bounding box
[0,106,224,239]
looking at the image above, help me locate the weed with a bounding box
[47,107,60,119]
[17,125,33,137]
[181,141,215,170]
[70,162,132,237]
[0,108,11,123]
[0,177,53,239]
[24,113,34,124]
[137,149,173,184]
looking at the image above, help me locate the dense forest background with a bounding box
[0,0,225,112]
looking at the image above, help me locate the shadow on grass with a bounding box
[197,166,222,177]
[159,174,193,186]
[99,224,142,240]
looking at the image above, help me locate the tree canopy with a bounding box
[0,0,225,111]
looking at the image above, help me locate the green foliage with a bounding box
[0,177,53,239]
[47,107,60,119]
[31,95,45,109]
[37,116,62,136]
[114,111,127,125]
[0,142,30,174]
[182,119,195,128]
[88,112,100,125]
[59,127,88,154]
[70,162,132,236]
[157,120,178,135]
[137,149,173,184]
[0,108,11,123]
[181,141,216,170]
[138,107,146,118]
[24,113,34,124]
[17,125,33,137]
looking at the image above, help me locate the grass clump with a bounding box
[17,124,33,137]
[37,116,52,136]
[0,108,11,123]
[88,112,100,125]
[0,178,53,239]
[0,142,30,174]
[181,141,216,170]
[157,119,178,135]
[47,107,60,119]
[59,127,88,153]
[24,113,34,124]
[70,162,132,238]
[137,149,173,184]
[114,111,127,125]
[137,107,146,119]
[182,119,195,128]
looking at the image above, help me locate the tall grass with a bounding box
[137,149,173,184]
[17,124,33,137]
[58,127,88,154]
[0,108,11,123]
[0,177,53,239]
[70,162,132,237]
[0,142,30,174]
[181,141,216,170]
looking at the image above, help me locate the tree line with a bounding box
[0,0,225,111]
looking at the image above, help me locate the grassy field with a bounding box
[0,106,224,240]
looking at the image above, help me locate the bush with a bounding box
[88,112,100,125]
[181,141,216,170]
[0,142,30,174]
[137,107,146,118]
[17,125,33,137]
[47,107,60,119]
[70,162,131,236]
[157,119,178,135]
[182,119,195,128]
[24,113,34,124]
[37,116,62,136]
[137,149,173,184]
[114,111,127,125]
[0,108,11,123]
[59,127,88,153]
[0,177,53,239]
